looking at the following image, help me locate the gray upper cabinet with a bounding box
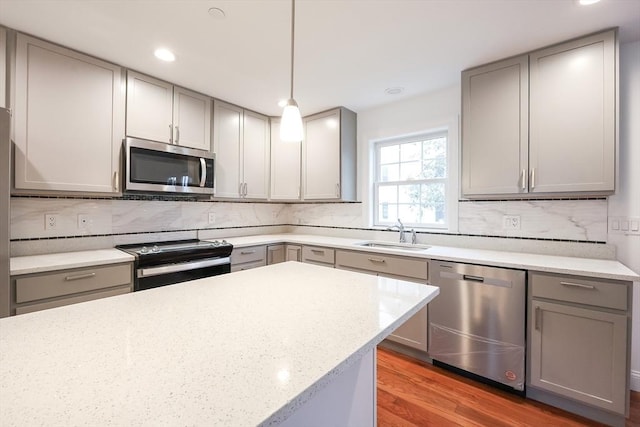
[126,71,211,151]
[529,31,615,194]
[461,55,529,196]
[461,29,616,198]
[13,34,125,194]
[302,107,357,201]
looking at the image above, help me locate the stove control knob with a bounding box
[140,246,149,254]
[212,240,220,246]
[152,245,160,252]
[222,240,228,244]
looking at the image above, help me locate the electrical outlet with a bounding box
[45,213,58,230]
[208,213,216,224]
[78,214,90,229]
[502,215,521,230]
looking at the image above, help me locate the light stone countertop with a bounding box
[10,248,135,276]
[0,262,438,427]
[9,234,639,281]
[221,234,639,281]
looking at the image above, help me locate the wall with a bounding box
[609,40,640,390]
[10,198,289,256]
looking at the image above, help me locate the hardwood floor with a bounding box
[377,347,640,427]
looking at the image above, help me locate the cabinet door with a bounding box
[461,55,529,196]
[173,86,211,151]
[379,273,428,352]
[212,101,242,198]
[529,30,615,193]
[126,71,173,144]
[242,110,270,199]
[285,245,302,262]
[303,109,341,200]
[267,245,286,265]
[0,28,6,109]
[530,300,627,414]
[270,119,301,200]
[14,34,124,193]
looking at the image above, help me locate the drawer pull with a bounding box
[367,258,386,263]
[240,250,256,255]
[311,249,325,254]
[534,306,541,330]
[65,272,96,281]
[560,281,595,290]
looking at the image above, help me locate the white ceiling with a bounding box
[1,0,639,117]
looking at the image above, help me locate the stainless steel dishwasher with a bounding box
[428,260,526,391]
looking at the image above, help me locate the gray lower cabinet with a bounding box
[267,244,286,265]
[230,245,267,272]
[301,246,335,267]
[528,272,630,418]
[12,263,132,315]
[286,245,302,262]
[335,250,429,352]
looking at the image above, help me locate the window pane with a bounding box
[379,145,399,165]
[400,142,420,162]
[398,184,420,203]
[421,183,446,224]
[398,204,420,223]
[422,157,446,179]
[378,185,397,204]
[380,164,399,182]
[379,203,397,222]
[400,161,420,180]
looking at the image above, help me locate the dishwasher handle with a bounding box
[463,274,484,282]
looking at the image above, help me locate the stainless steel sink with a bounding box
[355,241,431,252]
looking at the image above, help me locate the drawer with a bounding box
[15,285,131,315]
[302,246,335,265]
[231,245,266,265]
[15,263,132,303]
[230,259,266,272]
[335,250,428,281]
[530,272,629,311]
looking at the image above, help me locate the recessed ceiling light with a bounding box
[208,7,226,19]
[385,87,404,95]
[154,48,176,62]
[577,0,601,5]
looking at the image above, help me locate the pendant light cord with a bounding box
[289,0,295,100]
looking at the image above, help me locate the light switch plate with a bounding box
[609,216,640,235]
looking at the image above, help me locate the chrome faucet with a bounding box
[387,219,407,243]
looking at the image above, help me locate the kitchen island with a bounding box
[0,261,438,426]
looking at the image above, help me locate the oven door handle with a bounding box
[137,257,231,278]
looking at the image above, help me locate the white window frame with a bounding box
[372,128,455,231]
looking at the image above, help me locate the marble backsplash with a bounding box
[10,196,612,259]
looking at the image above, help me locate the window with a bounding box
[374,131,448,229]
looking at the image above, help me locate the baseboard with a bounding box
[631,370,640,392]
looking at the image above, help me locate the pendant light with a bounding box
[280,0,303,142]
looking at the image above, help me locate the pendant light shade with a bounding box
[281,99,303,142]
[280,0,304,142]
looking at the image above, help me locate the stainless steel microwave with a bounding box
[124,138,215,195]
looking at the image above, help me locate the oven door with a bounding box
[125,137,214,195]
[135,257,230,291]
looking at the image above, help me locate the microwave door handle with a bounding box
[199,158,207,187]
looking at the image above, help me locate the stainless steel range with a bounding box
[117,239,233,291]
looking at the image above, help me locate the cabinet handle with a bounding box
[367,258,386,263]
[560,281,596,290]
[534,306,541,331]
[530,168,535,190]
[175,126,180,143]
[336,183,340,198]
[65,272,96,281]
[311,249,325,254]
[521,169,526,191]
[243,183,248,197]
[239,183,244,197]
[113,171,119,192]
[241,250,256,255]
